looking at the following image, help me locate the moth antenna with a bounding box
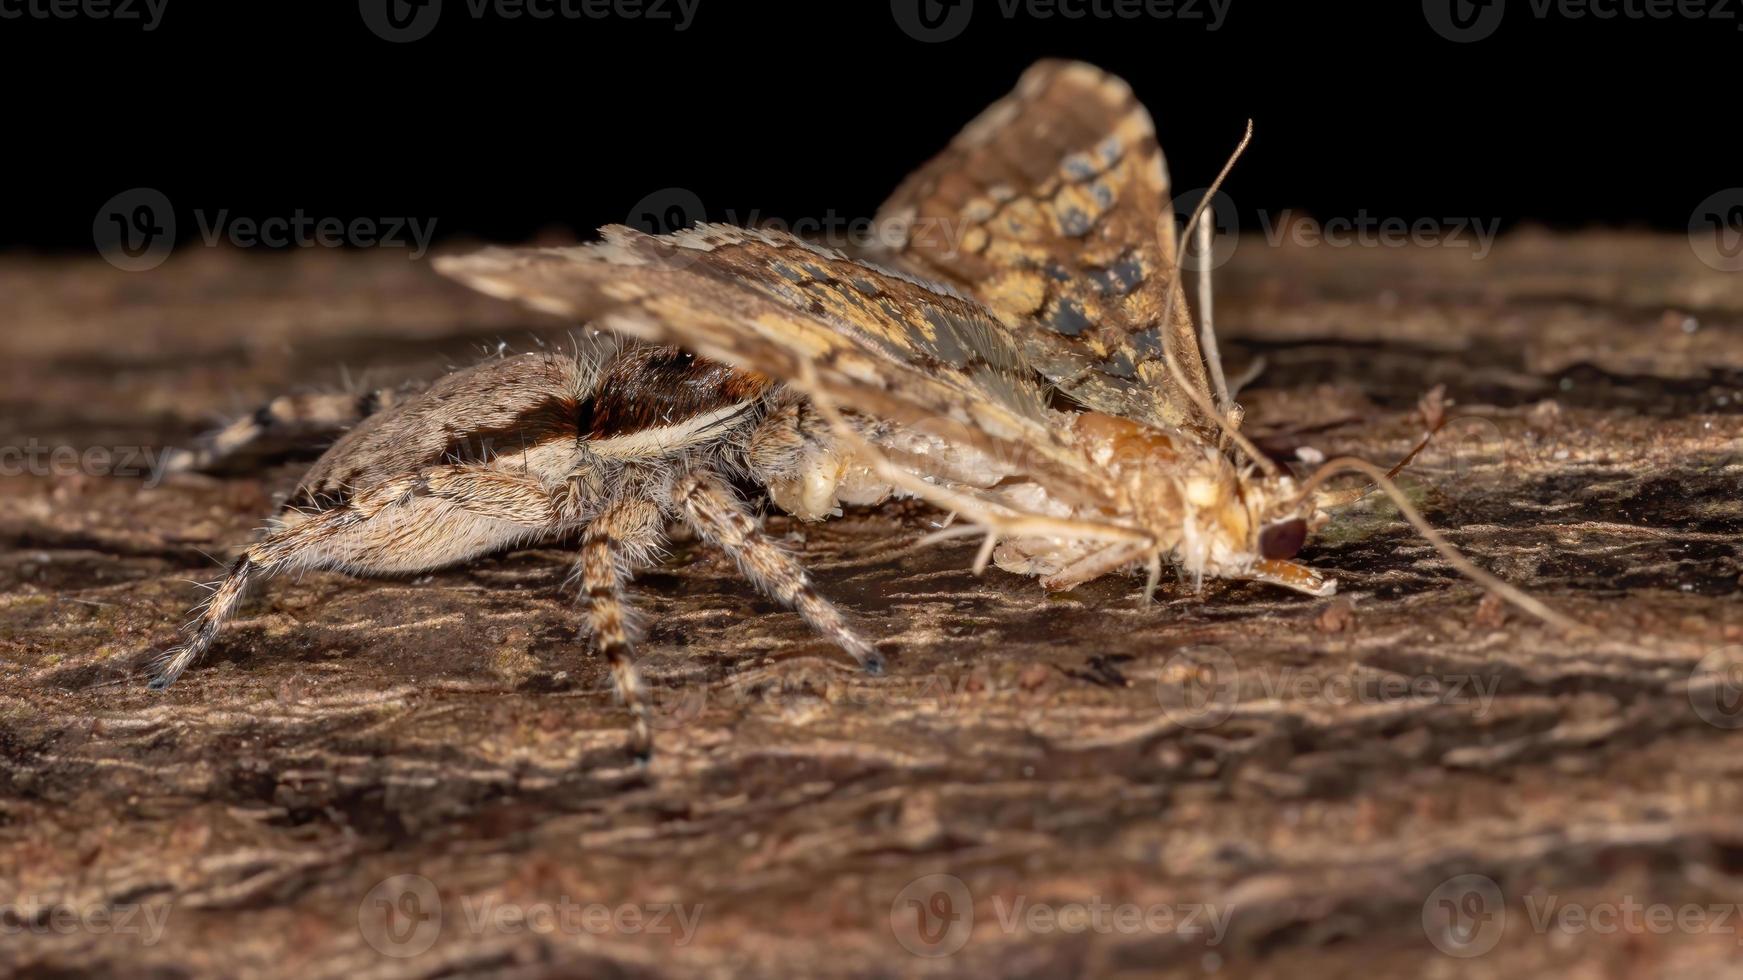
[1155,120,1279,479]
[1196,214,1231,413]
[1296,455,1588,635]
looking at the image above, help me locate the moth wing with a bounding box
[870,59,1219,439]
[435,224,1118,509]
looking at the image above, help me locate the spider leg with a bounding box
[672,469,882,674]
[161,384,420,475]
[148,465,564,688]
[574,497,666,760]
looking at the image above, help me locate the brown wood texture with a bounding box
[3,233,1742,978]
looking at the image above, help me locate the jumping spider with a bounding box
[152,336,886,757]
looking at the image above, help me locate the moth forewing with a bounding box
[434,226,1124,514]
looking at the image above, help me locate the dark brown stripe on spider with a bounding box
[579,346,771,441]
[441,397,582,465]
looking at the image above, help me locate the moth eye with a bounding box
[1258,518,1308,561]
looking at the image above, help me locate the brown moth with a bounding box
[151,60,1570,758]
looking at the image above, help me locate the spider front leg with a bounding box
[162,383,420,475]
[672,469,883,674]
[574,497,666,759]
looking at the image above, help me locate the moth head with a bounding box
[1236,472,1329,566]
[1174,457,1311,581]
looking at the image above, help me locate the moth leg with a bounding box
[162,384,418,475]
[672,470,883,674]
[149,465,563,689]
[1039,541,1151,593]
[1244,558,1338,598]
[575,498,666,759]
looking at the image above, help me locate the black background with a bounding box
[4,0,1735,254]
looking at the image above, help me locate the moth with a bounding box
[151,60,1567,757]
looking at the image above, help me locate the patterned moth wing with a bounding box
[870,59,1219,439]
[435,224,1120,511]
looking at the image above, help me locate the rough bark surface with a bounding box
[3,234,1742,978]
